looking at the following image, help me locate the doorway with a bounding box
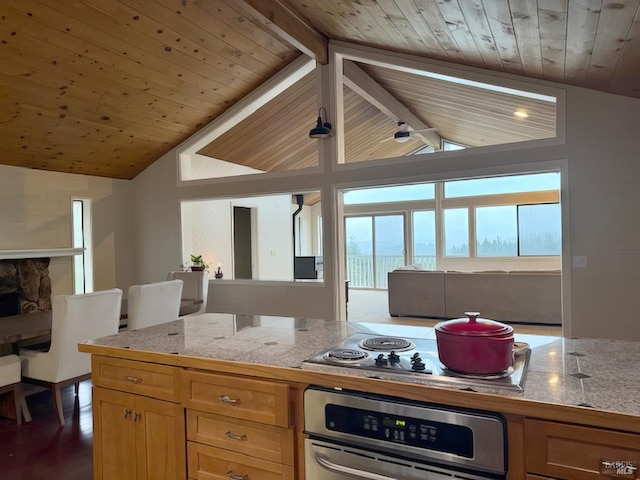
[233,206,254,279]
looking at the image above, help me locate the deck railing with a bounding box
[346,255,436,288]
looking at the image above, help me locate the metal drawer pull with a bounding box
[123,408,131,419]
[124,375,142,383]
[315,452,395,480]
[225,431,247,441]
[218,395,240,404]
[132,411,141,422]
[226,471,248,480]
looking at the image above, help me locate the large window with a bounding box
[72,198,93,294]
[476,206,518,257]
[445,172,560,197]
[474,202,562,257]
[412,211,436,268]
[444,208,469,257]
[519,203,562,255]
[343,172,561,283]
[344,184,434,204]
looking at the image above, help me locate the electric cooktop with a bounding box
[300,332,531,392]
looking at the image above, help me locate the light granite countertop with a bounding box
[84,313,640,417]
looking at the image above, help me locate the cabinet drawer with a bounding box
[92,356,180,403]
[524,418,640,479]
[180,370,290,427]
[186,410,294,465]
[188,442,294,480]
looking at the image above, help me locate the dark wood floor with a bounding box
[0,380,93,480]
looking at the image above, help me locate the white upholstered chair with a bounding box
[19,288,123,425]
[167,270,209,316]
[0,354,31,425]
[127,279,183,330]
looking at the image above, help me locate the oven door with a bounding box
[305,438,500,480]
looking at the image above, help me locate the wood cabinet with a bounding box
[181,369,295,480]
[92,356,186,480]
[524,418,640,479]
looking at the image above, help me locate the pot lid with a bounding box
[435,312,513,337]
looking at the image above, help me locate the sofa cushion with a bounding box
[387,270,446,318]
[444,271,561,324]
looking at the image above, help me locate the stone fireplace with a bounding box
[0,258,52,317]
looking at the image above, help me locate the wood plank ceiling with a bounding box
[1,0,639,179]
[289,0,640,97]
[0,0,300,179]
[198,62,556,173]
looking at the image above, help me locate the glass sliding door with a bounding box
[345,214,405,289]
[374,215,405,288]
[345,217,373,288]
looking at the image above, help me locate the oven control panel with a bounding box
[326,404,474,457]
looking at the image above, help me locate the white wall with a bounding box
[0,165,135,295]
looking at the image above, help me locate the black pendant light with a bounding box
[309,107,333,139]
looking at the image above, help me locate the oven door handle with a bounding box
[314,452,396,480]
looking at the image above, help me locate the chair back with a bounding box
[49,288,123,383]
[167,271,209,315]
[127,279,183,330]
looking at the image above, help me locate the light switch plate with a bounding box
[572,256,587,268]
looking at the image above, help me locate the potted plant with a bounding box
[187,254,209,272]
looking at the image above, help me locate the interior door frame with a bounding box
[230,202,259,280]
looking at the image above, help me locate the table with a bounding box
[0,298,204,346]
[0,311,51,346]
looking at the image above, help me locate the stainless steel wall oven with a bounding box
[304,386,507,480]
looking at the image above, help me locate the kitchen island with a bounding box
[79,313,640,480]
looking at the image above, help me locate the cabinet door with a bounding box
[135,395,186,480]
[93,387,138,480]
[525,418,640,479]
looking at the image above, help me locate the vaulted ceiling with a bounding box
[1,0,639,179]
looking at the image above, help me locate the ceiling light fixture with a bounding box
[380,121,437,143]
[394,122,412,142]
[309,107,333,139]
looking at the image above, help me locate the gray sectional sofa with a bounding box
[387,268,562,325]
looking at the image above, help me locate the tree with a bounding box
[346,234,361,255]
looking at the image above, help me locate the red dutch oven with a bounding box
[435,312,514,374]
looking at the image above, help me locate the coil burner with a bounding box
[359,336,415,352]
[324,348,369,364]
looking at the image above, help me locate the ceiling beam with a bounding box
[343,60,441,149]
[239,0,329,65]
